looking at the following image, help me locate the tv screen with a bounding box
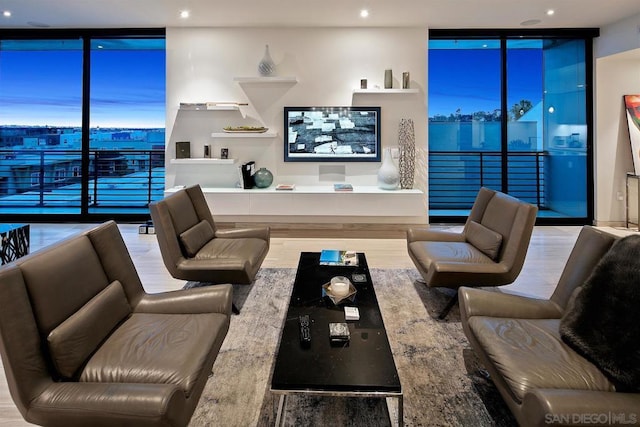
[284,106,381,162]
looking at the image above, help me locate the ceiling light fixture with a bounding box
[520,19,541,26]
[547,9,555,16]
[3,10,11,17]
[360,9,369,18]
[180,10,190,19]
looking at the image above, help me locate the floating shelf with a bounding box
[170,158,237,165]
[233,76,298,83]
[353,89,419,94]
[211,131,278,138]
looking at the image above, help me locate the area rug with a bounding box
[186,268,516,426]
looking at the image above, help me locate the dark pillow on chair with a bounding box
[560,234,640,391]
[179,219,215,257]
[48,280,131,379]
[466,220,503,260]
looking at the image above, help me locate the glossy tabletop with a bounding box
[271,252,401,394]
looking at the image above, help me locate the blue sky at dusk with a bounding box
[0,47,165,128]
[429,47,543,117]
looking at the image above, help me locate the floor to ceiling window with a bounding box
[0,29,165,221]
[428,29,596,224]
[0,39,84,214]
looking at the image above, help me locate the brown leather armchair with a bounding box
[459,226,640,426]
[407,187,538,318]
[0,221,232,427]
[149,184,270,286]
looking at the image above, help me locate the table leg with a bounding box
[398,395,404,427]
[274,394,287,427]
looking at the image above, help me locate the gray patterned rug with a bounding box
[185,268,516,426]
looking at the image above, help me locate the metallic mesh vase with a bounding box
[398,118,416,189]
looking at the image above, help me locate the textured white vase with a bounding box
[377,147,400,190]
[258,44,275,76]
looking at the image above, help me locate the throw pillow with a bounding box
[560,234,640,391]
[179,220,215,257]
[465,220,503,260]
[48,280,131,379]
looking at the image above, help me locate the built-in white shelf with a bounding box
[170,158,237,165]
[233,76,298,83]
[353,89,419,94]
[211,131,278,138]
[179,105,240,111]
[165,185,425,221]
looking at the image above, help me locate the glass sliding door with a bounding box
[0,39,83,214]
[88,37,166,214]
[428,31,593,223]
[506,40,545,207]
[428,39,502,214]
[541,39,588,218]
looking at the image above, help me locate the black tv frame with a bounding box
[283,106,381,162]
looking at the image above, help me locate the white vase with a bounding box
[258,44,275,76]
[377,147,400,190]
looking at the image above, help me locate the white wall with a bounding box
[595,14,640,226]
[165,27,428,198]
[595,13,640,59]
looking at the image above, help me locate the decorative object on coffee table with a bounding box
[377,147,400,190]
[258,44,275,76]
[254,167,273,188]
[398,118,416,189]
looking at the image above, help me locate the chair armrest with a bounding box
[522,389,640,427]
[459,287,563,319]
[134,284,232,316]
[406,228,465,243]
[215,227,270,242]
[29,382,184,426]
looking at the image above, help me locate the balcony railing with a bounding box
[0,149,165,214]
[429,150,547,209]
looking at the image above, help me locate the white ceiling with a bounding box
[2,0,640,30]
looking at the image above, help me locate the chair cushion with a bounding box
[466,220,503,260]
[47,280,131,379]
[196,238,268,270]
[80,312,228,398]
[469,316,614,404]
[560,234,640,391]
[180,220,215,257]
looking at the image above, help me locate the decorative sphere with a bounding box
[254,167,273,188]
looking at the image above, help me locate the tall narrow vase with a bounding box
[398,118,416,189]
[258,44,275,76]
[377,147,400,190]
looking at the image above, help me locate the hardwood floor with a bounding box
[0,222,619,425]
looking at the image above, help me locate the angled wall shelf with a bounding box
[353,89,419,94]
[178,105,240,111]
[233,76,298,84]
[211,131,278,138]
[170,158,237,165]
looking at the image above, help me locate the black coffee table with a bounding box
[270,252,402,426]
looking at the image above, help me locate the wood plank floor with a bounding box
[0,222,628,425]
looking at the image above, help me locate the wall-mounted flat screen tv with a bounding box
[284,106,381,162]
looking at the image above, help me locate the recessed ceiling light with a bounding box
[520,19,541,26]
[547,9,555,16]
[360,9,369,18]
[180,10,190,19]
[3,10,11,17]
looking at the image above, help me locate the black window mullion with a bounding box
[81,35,91,216]
[500,38,508,193]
